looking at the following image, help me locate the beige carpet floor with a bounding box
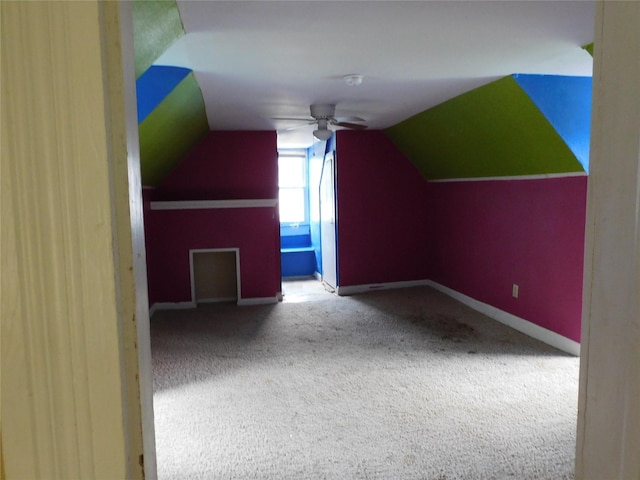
[152,281,579,479]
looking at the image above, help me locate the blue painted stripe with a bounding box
[514,74,592,173]
[136,66,192,123]
[281,249,316,277]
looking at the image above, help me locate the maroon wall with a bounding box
[142,187,160,306]
[145,131,280,305]
[155,131,278,201]
[429,176,587,342]
[143,128,586,344]
[146,207,280,302]
[335,130,431,286]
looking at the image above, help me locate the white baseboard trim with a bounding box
[197,297,237,304]
[151,198,278,210]
[150,296,280,313]
[237,296,280,306]
[424,280,580,356]
[149,301,196,317]
[337,279,432,296]
[149,280,579,355]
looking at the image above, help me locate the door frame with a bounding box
[319,149,338,290]
[114,3,638,478]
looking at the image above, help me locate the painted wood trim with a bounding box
[151,199,278,210]
[189,248,241,304]
[428,172,587,183]
[336,279,432,296]
[575,2,640,478]
[150,296,280,312]
[197,297,238,304]
[237,296,280,306]
[108,2,157,477]
[149,302,197,317]
[1,2,129,477]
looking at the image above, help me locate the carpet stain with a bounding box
[404,453,416,465]
[411,313,477,343]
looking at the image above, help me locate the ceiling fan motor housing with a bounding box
[310,104,336,119]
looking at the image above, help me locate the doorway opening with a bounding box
[279,149,318,278]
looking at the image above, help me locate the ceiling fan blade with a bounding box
[272,117,314,122]
[282,121,316,131]
[333,121,368,130]
[334,116,365,123]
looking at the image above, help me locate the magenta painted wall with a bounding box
[142,127,586,344]
[144,131,281,304]
[154,131,278,200]
[142,187,160,306]
[335,130,431,286]
[147,207,280,302]
[429,176,587,342]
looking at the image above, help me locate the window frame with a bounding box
[278,150,309,225]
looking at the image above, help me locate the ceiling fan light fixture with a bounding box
[343,74,364,86]
[313,118,332,140]
[313,128,333,141]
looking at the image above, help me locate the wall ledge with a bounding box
[428,172,587,183]
[150,199,278,210]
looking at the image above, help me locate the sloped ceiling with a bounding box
[385,74,591,180]
[156,1,594,149]
[138,72,209,186]
[133,0,208,186]
[133,1,595,185]
[133,0,184,79]
[515,74,591,172]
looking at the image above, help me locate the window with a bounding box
[278,150,308,223]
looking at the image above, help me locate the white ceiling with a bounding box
[155,1,595,149]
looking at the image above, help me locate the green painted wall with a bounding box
[385,76,584,180]
[583,43,594,57]
[133,0,185,78]
[132,0,210,186]
[139,73,209,186]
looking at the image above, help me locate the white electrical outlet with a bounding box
[512,284,519,298]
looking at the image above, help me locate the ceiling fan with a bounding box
[277,104,367,141]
